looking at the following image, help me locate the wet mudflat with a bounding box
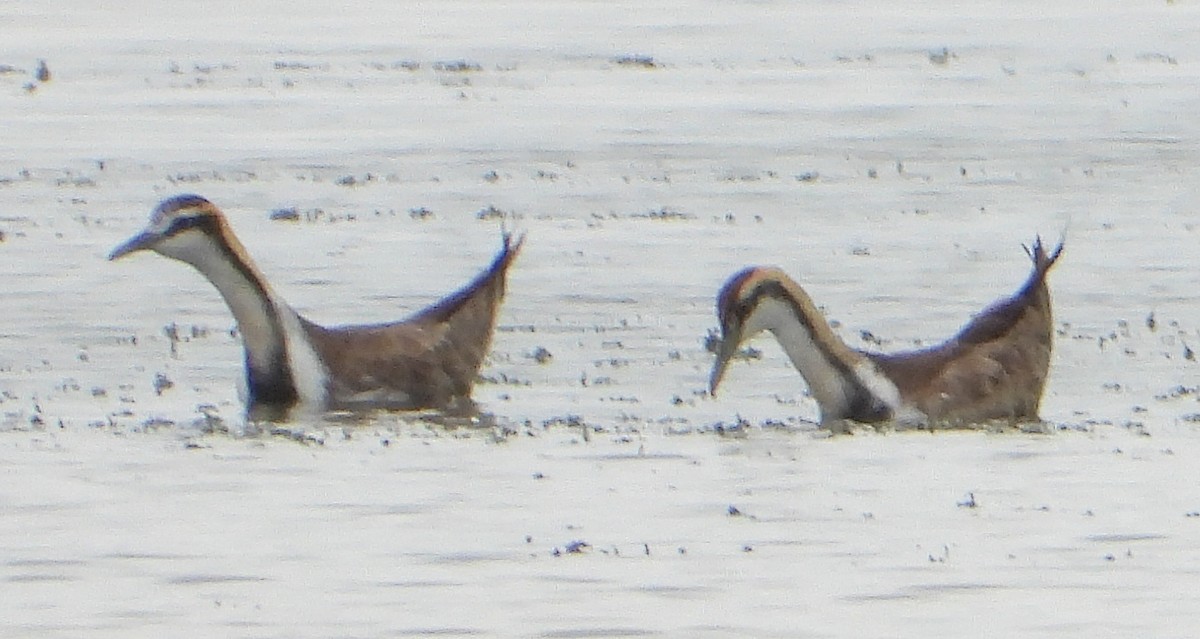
[2,1,1199,637]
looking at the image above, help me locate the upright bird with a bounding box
[110,194,524,420]
[709,238,1063,430]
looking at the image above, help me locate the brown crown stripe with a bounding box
[711,237,1063,428]
[112,196,523,419]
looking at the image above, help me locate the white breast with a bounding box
[273,305,330,410]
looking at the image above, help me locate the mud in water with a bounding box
[2,1,1199,637]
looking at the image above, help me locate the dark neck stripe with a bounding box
[169,216,274,307]
[746,281,891,423]
[172,214,300,410]
[244,351,300,407]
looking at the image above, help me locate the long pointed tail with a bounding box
[1024,235,1065,278]
[409,231,525,327]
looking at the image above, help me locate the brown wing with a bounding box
[304,232,525,410]
[869,237,1063,425]
[304,321,460,408]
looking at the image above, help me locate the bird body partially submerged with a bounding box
[111,194,523,420]
[709,239,1063,430]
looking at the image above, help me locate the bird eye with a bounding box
[164,213,207,236]
[734,299,752,321]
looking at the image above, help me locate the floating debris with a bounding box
[476,205,508,221]
[152,372,174,396]
[270,427,325,446]
[552,540,590,556]
[929,47,956,65]
[528,346,553,364]
[273,61,329,71]
[613,55,660,68]
[269,207,301,221]
[432,60,482,73]
[631,207,693,221]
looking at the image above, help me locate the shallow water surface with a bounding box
[2,1,1200,637]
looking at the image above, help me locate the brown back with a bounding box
[303,232,525,410]
[869,238,1063,424]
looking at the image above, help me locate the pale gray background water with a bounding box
[2,1,1198,637]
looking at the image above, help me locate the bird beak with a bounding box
[708,326,740,397]
[108,230,159,261]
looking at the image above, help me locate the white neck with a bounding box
[164,235,287,364]
[744,297,899,423]
[155,232,328,410]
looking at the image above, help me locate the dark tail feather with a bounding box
[1024,235,1065,279]
[954,236,1062,346]
[1012,235,1063,304]
[408,231,525,327]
